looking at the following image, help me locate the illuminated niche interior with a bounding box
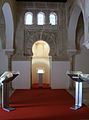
[32,40,51,87]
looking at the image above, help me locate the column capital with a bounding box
[67,49,77,56]
[4,49,14,57]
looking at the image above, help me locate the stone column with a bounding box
[5,49,14,90]
[67,49,77,89]
[33,10,37,25]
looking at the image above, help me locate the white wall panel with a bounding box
[12,61,70,89]
[12,61,31,89]
[51,61,70,89]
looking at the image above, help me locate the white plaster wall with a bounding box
[12,61,31,89]
[51,61,70,89]
[12,61,70,89]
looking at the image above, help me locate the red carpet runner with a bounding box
[0,89,89,120]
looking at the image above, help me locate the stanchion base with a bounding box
[3,107,16,112]
[70,105,82,110]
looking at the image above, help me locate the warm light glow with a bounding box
[32,40,51,85]
[37,69,45,74]
[32,40,50,57]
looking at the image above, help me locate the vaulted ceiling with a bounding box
[16,0,67,2]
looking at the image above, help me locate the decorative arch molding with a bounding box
[2,2,14,50]
[68,5,84,53]
[32,40,50,57]
[24,28,57,57]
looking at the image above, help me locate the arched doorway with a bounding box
[31,40,52,88]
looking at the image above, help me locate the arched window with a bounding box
[37,12,45,25]
[25,12,33,25]
[49,12,57,25]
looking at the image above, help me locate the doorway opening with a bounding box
[31,40,52,88]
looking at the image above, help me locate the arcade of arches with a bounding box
[0,0,89,105]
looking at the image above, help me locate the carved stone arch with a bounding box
[24,29,41,55]
[41,32,57,56]
[24,28,57,57]
[75,12,84,51]
[68,5,83,51]
[2,2,14,49]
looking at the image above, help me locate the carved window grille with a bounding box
[49,12,57,25]
[37,12,45,25]
[24,11,58,26]
[24,12,33,25]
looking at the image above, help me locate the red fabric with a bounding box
[0,89,89,120]
[32,83,50,89]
